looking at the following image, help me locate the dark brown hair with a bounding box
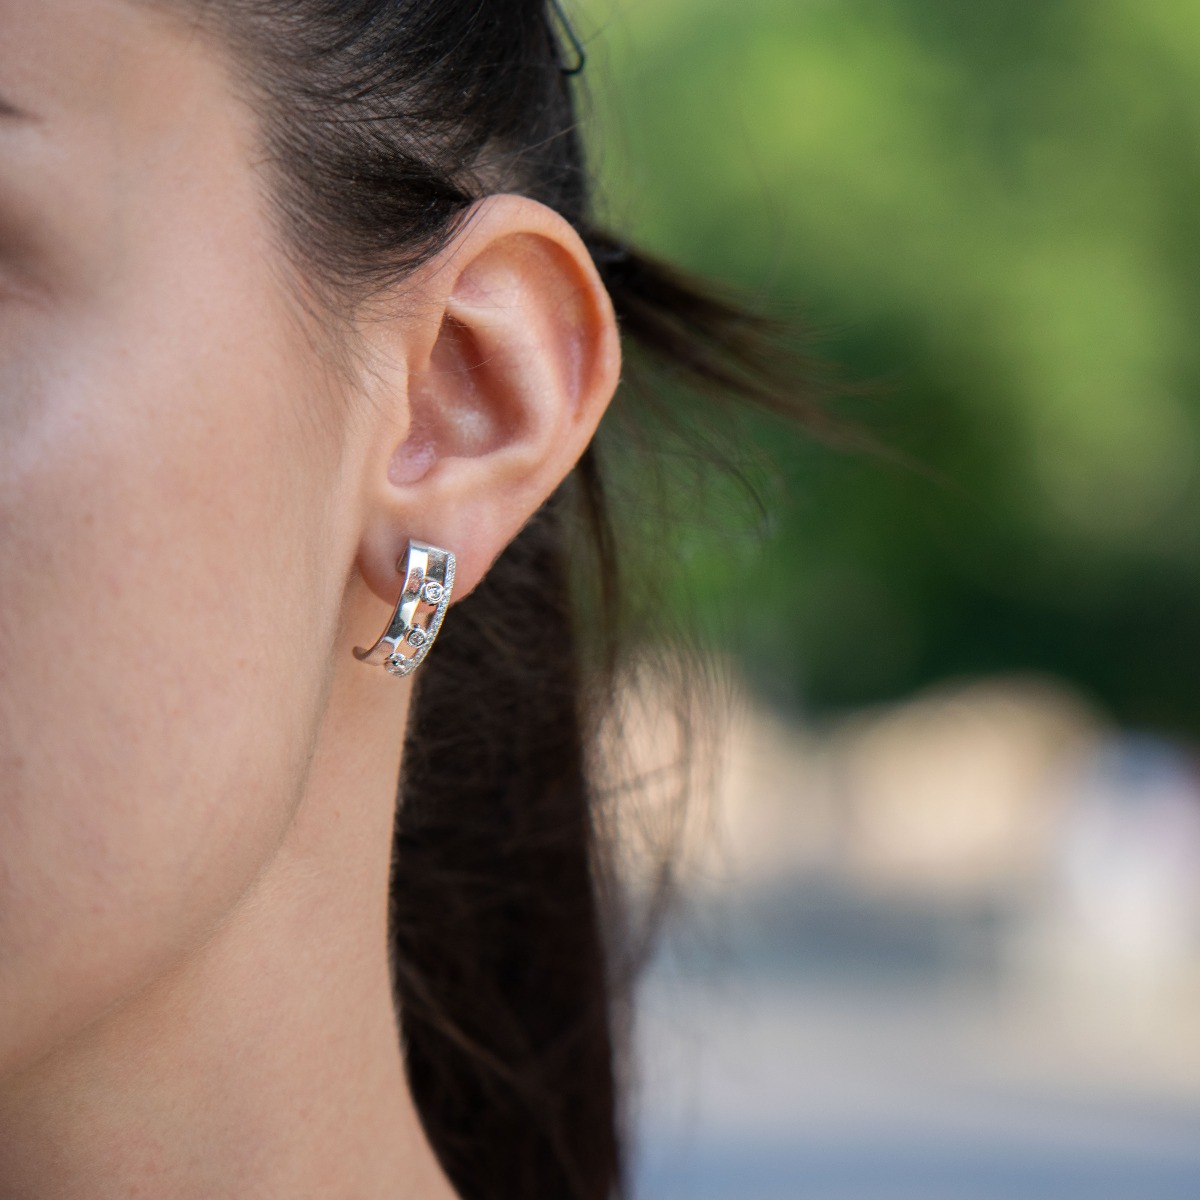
[185,3,834,1197]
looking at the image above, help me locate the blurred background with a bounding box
[573,1,1200,1196]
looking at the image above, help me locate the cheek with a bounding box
[0,281,344,1072]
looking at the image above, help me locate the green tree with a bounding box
[582,0,1200,734]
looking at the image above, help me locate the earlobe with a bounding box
[356,195,620,608]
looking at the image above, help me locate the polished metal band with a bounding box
[353,540,456,677]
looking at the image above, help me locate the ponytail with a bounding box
[393,493,619,1200]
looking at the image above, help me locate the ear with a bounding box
[352,194,620,611]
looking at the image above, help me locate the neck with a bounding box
[0,658,455,1200]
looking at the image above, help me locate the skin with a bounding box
[0,2,620,1196]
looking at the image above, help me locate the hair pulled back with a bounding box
[181,3,833,1197]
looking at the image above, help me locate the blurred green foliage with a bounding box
[579,0,1200,735]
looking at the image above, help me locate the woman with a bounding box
[0,1,820,1196]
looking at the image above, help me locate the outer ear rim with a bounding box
[412,193,621,402]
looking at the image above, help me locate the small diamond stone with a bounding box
[406,625,430,648]
[384,653,412,677]
[420,580,445,605]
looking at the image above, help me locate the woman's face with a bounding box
[0,0,366,1071]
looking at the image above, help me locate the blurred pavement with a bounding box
[613,668,1200,1198]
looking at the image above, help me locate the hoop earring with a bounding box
[353,540,456,678]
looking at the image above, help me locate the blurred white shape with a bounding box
[1018,735,1200,1007]
[828,676,1101,895]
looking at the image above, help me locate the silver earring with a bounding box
[354,540,456,678]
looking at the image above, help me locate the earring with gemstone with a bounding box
[354,539,456,678]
